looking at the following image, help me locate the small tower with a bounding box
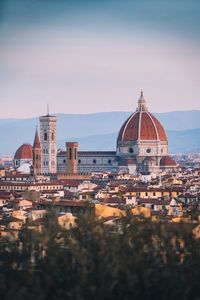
[32,127,41,176]
[66,142,78,174]
[39,107,57,174]
[137,91,148,112]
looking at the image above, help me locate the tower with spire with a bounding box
[32,127,41,176]
[39,107,57,174]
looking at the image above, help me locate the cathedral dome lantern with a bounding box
[137,91,148,112]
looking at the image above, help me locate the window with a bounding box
[146,148,151,153]
[129,147,134,153]
[44,132,47,141]
[93,159,96,164]
[78,159,81,164]
[52,132,54,141]
[108,159,112,164]
[69,148,72,160]
[75,148,77,160]
[63,159,66,163]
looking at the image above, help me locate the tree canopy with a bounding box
[0,213,200,300]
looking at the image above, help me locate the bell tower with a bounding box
[32,127,41,176]
[66,142,78,174]
[39,108,57,174]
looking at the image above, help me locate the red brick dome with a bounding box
[160,156,176,167]
[14,144,33,160]
[117,92,167,143]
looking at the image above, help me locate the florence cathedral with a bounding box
[13,92,177,176]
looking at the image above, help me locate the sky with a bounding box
[0,0,200,118]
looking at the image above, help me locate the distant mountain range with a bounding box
[0,110,200,155]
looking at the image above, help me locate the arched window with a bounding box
[44,132,47,141]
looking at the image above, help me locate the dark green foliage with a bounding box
[0,213,200,300]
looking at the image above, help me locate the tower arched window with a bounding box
[44,132,47,141]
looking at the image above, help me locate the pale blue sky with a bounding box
[0,0,200,118]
